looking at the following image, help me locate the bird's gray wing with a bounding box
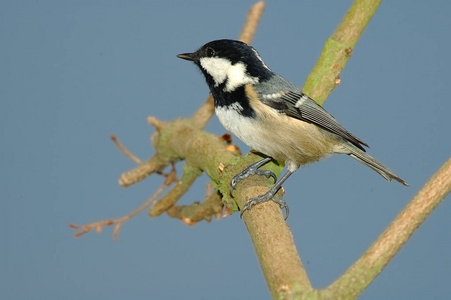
[262,90,368,151]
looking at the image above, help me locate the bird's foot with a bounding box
[229,158,276,197]
[240,190,289,220]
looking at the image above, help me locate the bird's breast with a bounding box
[215,105,274,154]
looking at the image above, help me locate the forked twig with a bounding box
[70,165,178,240]
[71,2,266,238]
[111,135,143,164]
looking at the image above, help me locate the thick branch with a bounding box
[237,177,313,296]
[303,0,382,105]
[324,157,451,299]
[73,1,443,299]
[244,0,381,298]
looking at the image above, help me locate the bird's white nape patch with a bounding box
[225,62,259,92]
[199,57,259,92]
[251,48,271,71]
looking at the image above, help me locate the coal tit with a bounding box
[177,39,407,218]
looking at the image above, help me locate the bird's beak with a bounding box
[177,52,195,61]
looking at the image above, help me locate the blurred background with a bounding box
[1,1,449,299]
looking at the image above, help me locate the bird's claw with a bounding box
[229,162,277,197]
[239,194,289,220]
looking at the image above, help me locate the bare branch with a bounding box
[71,1,266,238]
[71,1,449,299]
[190,96,215,129]
[303,0,382,105]
[118,156,168,187]
[111,135,143,164]
[325,157,451,299]
[239,1,266,45]
[238,179,313,296]
[257,0,383,298]
[70,166,177,240]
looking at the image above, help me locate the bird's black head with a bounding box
[177,39,273,92]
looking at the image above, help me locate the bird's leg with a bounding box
[240,169,295,219]
[229,157,277,197]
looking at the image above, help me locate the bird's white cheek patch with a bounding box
[200,57,259,91]
[200,57,230,87]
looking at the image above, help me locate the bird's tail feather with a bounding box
[344,144,408,186]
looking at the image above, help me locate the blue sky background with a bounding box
[1,1,450,299]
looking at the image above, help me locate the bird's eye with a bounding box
[206,47,215,57]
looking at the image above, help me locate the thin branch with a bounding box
[118,155,168,187]
[239,1,266,45]
[71,2,266,239]
[190,96,215,129]
[70,165,178,240]
[119,1,267,187]
[111,135,143,164]
[72,1,448,299]
[325,157,451,299]
[303,0,382,105]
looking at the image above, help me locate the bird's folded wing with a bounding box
[263,91,368,151]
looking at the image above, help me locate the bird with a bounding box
[177,39,407,218]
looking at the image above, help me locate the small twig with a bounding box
[190,96,215,130]
[72,1,267,240]
[70,166,178,240]
[118,156,168,187]
[239,1,266,45]
[111,135,143,164]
